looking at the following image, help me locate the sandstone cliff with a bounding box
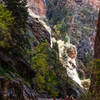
[27,0,47,17]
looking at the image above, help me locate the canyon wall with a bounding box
[94,11,100,58]
[0,0,100,99]
[27,0,47,17]
[90,10,100,98]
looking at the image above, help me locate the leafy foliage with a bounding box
[81,59,100,100]
[31,41,73,97]
[94,59,100,88]
[54,21,67,39]
[0,0,88,98]
[78,92,100,100]
[0,0,31,61]
[0,4,14,47]
[47,0,69,40]
[3,0,28,30]
[32,42,58,96]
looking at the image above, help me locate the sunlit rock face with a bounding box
[27,0,47,18]
[58,40,82,86]
[27,0,51,44]
[26,0,51,45]
[52,38,82,87]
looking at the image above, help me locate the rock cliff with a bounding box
[0,77,37,100]
[27,0,47,17]
[90,10,100,98]
[0,0,99,99]
[0,0,51,99]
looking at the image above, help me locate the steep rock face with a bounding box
[66,0,98,79]
[28,16,50,44]
[51,38,86,97]
[47,0,98,79]
[52,38,82,87]
[63,44,82,86]
[0,77,37,100]
[90,10,100,97]
[89,1,100,97]
[0,1,51,99]
[46,2,97,92]
[0,48,37,100]
[27,0,51,44]
[86,0,100,9]
[94,11,100,59]
[27,0,47,17]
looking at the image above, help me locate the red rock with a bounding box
[27,0,46,17]
[67,47,77,59]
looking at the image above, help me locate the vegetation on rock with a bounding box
[0,0,100,99]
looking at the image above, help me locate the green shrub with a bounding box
[3,0,28,30]
[32,42,58,96]
[0,4,14,47]
[31,41,72,97]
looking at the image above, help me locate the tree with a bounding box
[32,42,58,96]
[3,0,28,30]
[1,0,31,61]
[0,4,14,47]
[32,41,72,97]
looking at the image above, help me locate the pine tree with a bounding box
[3,0,28,30]
[0,4,14,47]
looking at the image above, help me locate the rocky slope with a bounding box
[27,16,51,44]
[90,10,100,98]
[0,0,51,99]
[27,0,100,99]
[48,0,98,79]
[66,0,98,79]
[0,0,100,99]
[0,12,52,99]
[57,39,82,86]
[27,0,85,97]
[27,0,47,17]
[0,77,37,100]
[46,0,83,87]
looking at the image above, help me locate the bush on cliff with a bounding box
[3,0,28,30]
[32,42,58,96]
[31,41,75,97]
[0,4,14,47]
[0,0,31,61]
